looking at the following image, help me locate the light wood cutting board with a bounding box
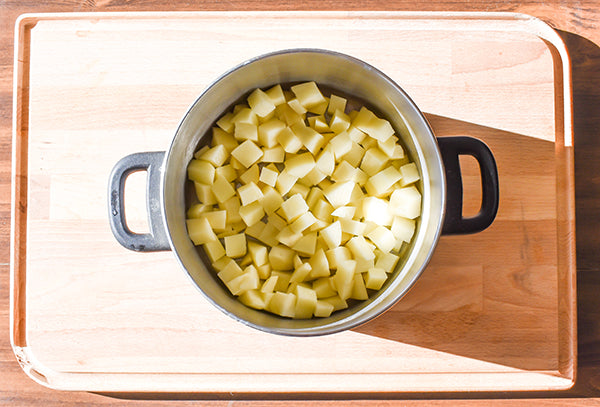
[11,11,576,394]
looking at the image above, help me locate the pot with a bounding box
[108,49,499,336]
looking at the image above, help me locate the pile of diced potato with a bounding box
[186,82,421,319]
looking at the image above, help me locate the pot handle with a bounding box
[107,151,171,251]
[437,136,499,235]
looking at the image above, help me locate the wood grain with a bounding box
[0,0,599,405]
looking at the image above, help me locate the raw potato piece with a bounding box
[185,82,422,319]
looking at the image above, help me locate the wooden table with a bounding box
[1,1,600,405]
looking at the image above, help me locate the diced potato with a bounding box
[399,162,421,186]
[389,186,422,219]
[391,216,416,243]
[259,165,279,187]
[360,147,389,176]
[203,239,226,263]
[327,94,347,116]
[289,212,317,234]
[280,193,309,222]
[237,181,264,206]
[290,123,324,154]
[187,159,215,185]
[320,220,342,249]
[329,132,353,161]
[187,203,211,218]
[221,195,242,224]
[266,292,296,318]
[261,145,286,163]
[343,142,366,167]
[291,81,326,108]
[231,140,263,168]
[350,274,369,300]
[308,115,329,133]
[292,232,317,256]
[275,103,305,126]
[216,112,235,133]
[314,300,335,317]
[232,107,258,126]
[269,245,296,270]
[238,289,267,310]
[216,164,238,183]
[312,277,336,298]
[258,118,286,148]
[333,260,356,300]
[261,275,279,293]
[365,267,388,290]
[294,285,317,318]
[362,196,393,226]
[339,218,366,236]
[321,295,348,311]
[239,201,265,227]
[374,250,400,272]
[290,262,313,284]
[239,164,260,185]
[186,217,217,245]
[224,233,247,258]
[234,122,259,142]
[217,258,245,285]
[247,88,276,118]
[260,185,284,215]
[307,98,329,115]
[276,226,303,247]
[312,198,334,223]
[308,248,330,279]
[315,146,335,176]
[329,110,351,134]
[201,210,227,231]
[325,246,352,270]
[347,235,376,261]
[265,84,286,105]
[322,181,355,208]
[364,166,403,197]
[366,225,396,253]
[277,126,303,153]
[287,98,307,115]
[199,145,229,167]
[212,174,236,203]
[271,270,293,291]
[226,265,260,295]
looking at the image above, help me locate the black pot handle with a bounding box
[437,136,499,235]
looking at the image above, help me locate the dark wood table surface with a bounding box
[2,0,600,405]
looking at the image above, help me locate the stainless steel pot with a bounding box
[108,49,499,336]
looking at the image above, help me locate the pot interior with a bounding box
[162,49,445,336]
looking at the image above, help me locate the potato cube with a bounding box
[367,225,397,253]
[216,221,246,238]
[334,260,356,300]
[215,164,237,183]
[346,235,376,261]
[314,300,335,317]
[291,81,326,108]
[312,198,334,223]
[307,98,329,115]
[329,131,353,161]
[332,161,366,185]
[239,201,265,227]
[399,162,421,186]
[343,142,366,167]
[350,274,369,300]
[217,258,244,282]
[265,84,286,105]
[211,175,236,203]
[258,118,286,148]
[231,140,263,168]
[364,166,403,197]
[186,217,217,245]
[312,277,336,298]
[277,127,303,153]
[285,152,316,178]
[320,220,342,249]
[275,103,304,126]
[261,145,285,163]
[202,210,227,231]
[247,88,276,118]
[294,285,317,319]
[261,275,279,293]
[224,232,247,258]
[308,115,329,133]
[237,181,264,206]
[259,165,279,187]
[321,295,348,311]
[290,262,313,284]
[353,107,394,142]
[187,203,210,218]
[389,186,422,219]
[271,270,293,291]
[269,245,295,270]
[199,144,229,167]
[325,246,352,270]
[315,146,335,176]
[267,292,296,318]
[290,123,325,154]
[276,226,303,247]
[247,241,268,268]
[259,185,284,215]
[377,135,399,158]
[355,255,375,274]
[301,167,327,186]
[280,193,309,222]
[287,98,308,115]
[360,147,389,176]
[275,169,298,196]
[203,239,226,262]
[362,196,393,226]
[239,164,259,185]
[211,128,238,152]
[391,216,416,243]
[289,212,317,234]
[339,218,367,236]
[307,248,330,279]
[238,289,267,310]
[365,267,388,290]
[226,265,259,295]
[221,195,242,224]
[234,122,259,142]
[232,106,258,125]
[327,94,347,116]
[347,126,367,144]
[292,232,317,256]
[187,159,215,185]
[374,250,400,272]
[216,112,235,133]
[322,181,355,208]
[329,110,351,134]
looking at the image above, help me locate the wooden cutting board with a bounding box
[11,11,576,394]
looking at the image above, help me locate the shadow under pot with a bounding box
[107,48,499,336]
